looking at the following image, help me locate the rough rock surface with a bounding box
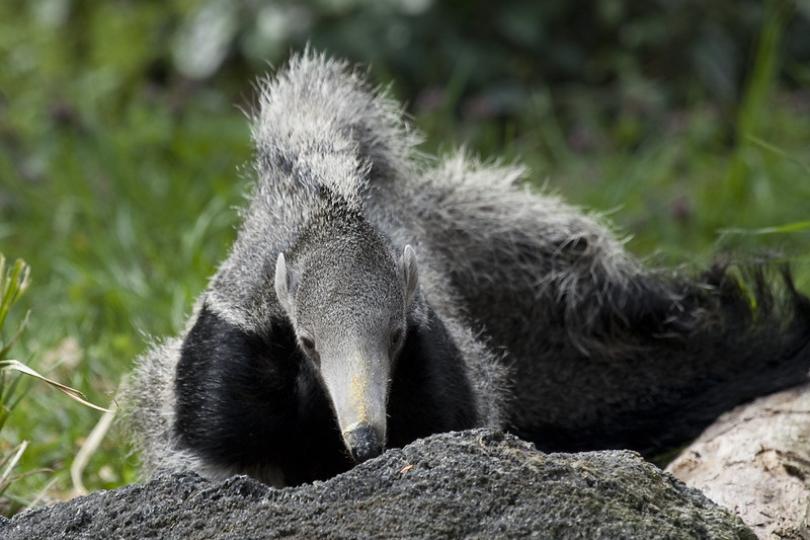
[4,430,752,540]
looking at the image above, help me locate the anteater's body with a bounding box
[125,52,810,487]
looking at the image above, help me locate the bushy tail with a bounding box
[515,262,810,456]
[611,264,810,454]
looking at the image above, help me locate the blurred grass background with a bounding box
[0,0,809,514]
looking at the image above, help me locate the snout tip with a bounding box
[343,423,383,463]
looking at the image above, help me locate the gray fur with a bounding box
[124,51,507,484]
[123,338,206,479]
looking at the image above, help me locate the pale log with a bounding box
[667,384,810,539]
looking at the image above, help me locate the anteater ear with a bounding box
[399,245,419,307]
[274,252,294,315]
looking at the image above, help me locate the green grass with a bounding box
[0,99,251,509]
[0,1,809,515]
[0,255,113,513]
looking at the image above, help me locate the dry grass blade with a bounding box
[26,476,59,511]
[71,391,120,496]
[0,441,28,495]
[0,360,109,413]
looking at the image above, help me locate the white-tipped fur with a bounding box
[252,50,421,193]
[123,338,197,477]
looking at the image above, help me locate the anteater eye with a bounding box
[300,336,316,352]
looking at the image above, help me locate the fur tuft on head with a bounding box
[251,49,420,201]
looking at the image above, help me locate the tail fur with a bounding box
[605,264,810,454]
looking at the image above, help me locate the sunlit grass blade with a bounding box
[718,221,810,237]
[0,441,28,497]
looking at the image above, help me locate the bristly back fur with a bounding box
[392,152,810,453]
[374,149,810,453]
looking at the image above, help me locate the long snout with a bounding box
[319,350,389,463]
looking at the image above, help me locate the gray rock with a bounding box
[4,430,753,539]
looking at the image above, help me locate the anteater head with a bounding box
[273,210,418,463]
